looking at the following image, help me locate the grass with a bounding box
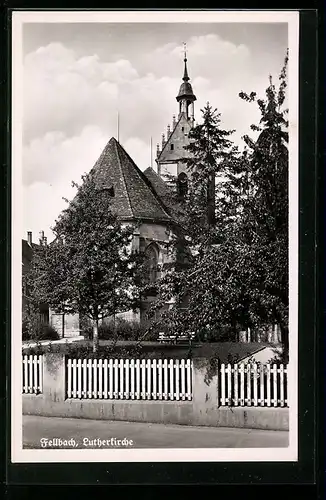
[21,339,272,362]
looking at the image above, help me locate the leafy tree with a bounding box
[236,50,289,358]
[22,295,42,341]
[29,173,143,352]
[148,53,289,361]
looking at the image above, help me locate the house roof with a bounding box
[22,239,40,263]
[91,137,172,223]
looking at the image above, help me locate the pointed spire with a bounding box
[176,43,196,104]
[183,42,189,82]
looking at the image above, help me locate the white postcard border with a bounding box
[11,10,299,464]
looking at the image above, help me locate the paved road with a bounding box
[23,415,289,449]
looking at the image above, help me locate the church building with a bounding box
[49,51,198,336]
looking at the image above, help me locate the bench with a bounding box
[158,332,195,344]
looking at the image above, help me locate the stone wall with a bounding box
[23,353,289,431]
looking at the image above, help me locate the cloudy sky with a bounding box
[22,21,288,242]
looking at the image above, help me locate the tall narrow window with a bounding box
[108,186,115,197]
[177,172,188,198]
[144,243,159,284]
[170,144,174,151]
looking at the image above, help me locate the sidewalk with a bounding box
[23,415,289,449]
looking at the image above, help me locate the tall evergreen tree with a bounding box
[146,103,237,338]
[182,102,236,244]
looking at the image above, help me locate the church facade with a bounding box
[49,53,198,336]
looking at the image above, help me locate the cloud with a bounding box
[123,136,152,171]
[23,35,256,148]
[145,33,251,81]
[23,182,64,243]
[24,125,154,189]
[23,125,108,187]
[24,42,182,151]
[23,125,152,241]
[22,32,285,237]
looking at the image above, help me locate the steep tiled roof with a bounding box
[143,167,172,199]
[91,137,171,222]
[143,167,186,223]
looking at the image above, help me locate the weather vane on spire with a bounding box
[182,42,189,82]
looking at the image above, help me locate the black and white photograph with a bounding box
[11,10,299,463]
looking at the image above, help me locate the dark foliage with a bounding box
[83,318,148,341]
[22,321,59,342]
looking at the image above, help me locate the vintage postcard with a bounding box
[11,10,299,463]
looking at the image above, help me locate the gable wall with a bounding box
[157,115,193,179]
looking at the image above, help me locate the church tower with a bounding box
[156,45,197,193]
[176,47,197,123]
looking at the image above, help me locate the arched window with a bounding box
[144,243,159,283]
[177,172,188,198]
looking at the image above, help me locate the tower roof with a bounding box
[183,56,190,82]
[176,55,196,102]
[90,137,171,222]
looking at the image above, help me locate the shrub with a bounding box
[22,321,60,342]
[83,318,148,341]
[36,324,60,341]
[22,320,30,341]
[193,325,237,343]
[22,340,194,360]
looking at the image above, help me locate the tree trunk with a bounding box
[62,312,65,339]
[93,320,99,353]
[113,311,116,337]
[207,175,216,227]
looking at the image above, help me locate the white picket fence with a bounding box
[66,358,193,401]
[22,355,43,394]
[219,363,288,407]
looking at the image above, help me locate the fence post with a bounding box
[42,352,66,402]
[192,357,219,425]
[221,363,225,406]
[280,364,284,407]
[216,359,219,408]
